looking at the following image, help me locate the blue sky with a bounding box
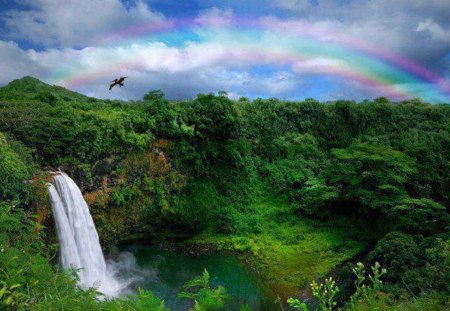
[0,0,449,102]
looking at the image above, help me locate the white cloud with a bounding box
[271,0,450,69]
[417,19,450,43]
[2,0,164,47]
[292,58,346,74]
[0,40,44,85]
[195,7,235,27]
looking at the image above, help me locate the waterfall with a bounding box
[47,172,119,297]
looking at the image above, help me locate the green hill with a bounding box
[0,76,92,102]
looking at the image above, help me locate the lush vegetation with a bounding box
[0,76,448,310]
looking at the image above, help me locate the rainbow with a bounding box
[48,17,450,102]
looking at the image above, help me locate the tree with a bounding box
[217,90,228,98]
[369,232,420,284]
[391,198,448,234]
[328,143,415,214]
[143,90,165,101]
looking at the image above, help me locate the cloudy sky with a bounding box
[0,0,449,102]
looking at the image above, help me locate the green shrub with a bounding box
[0,134,30,202]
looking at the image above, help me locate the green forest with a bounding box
[0,76,448,310]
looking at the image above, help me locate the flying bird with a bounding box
[109,77,128,90]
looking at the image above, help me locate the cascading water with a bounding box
[47,172,120,297]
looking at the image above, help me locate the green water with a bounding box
[118,244,273,310]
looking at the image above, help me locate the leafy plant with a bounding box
[350,262,386,306]
[311,278,339,311]
[0,282,23,308]
[178,269,228,311]
[287,297,308,310]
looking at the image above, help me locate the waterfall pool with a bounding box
[108,243,274,310]
[47,172,278,309]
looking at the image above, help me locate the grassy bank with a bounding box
[187,194,366,298]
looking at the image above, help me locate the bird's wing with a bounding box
[109,83,115,90]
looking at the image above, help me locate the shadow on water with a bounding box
[108,243,278,311]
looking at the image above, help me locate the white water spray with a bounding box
[47,172,121,297]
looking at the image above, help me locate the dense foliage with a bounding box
[0,77,448,310]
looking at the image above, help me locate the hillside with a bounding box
[0,77,448,310]
[0,76,93,102]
